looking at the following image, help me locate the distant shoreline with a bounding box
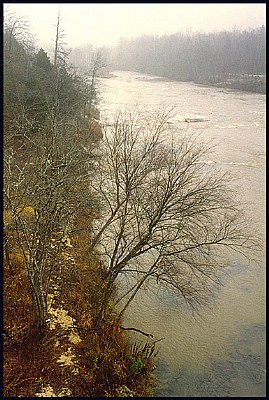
[195,74,266,94]
[102,71,266,94]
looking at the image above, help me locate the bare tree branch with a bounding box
[89,107,257,323]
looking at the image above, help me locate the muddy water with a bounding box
[99,71,266,397]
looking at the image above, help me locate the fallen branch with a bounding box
[120,326,154,338]
[67,324,156,339]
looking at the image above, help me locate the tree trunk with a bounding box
[27,263,48,330]
[4,238,14,275]
[118,273,150,319]
[31,285,47,329]
[95,277,114,326]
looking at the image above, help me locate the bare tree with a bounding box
[68,46,107,119]
[4,121,95,328]
[4,7,35,55]
[84,51,106,119]
[53,10,69,68]
[89,107,255,324]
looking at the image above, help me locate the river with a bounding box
[98,70,266,397]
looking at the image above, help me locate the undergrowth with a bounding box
[3,206,156,397]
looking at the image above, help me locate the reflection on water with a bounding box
[99,71,266,397]
[156,323,265,397]
[121,260,265,397]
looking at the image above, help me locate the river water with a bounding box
[98,70,266,397]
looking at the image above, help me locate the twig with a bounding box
[65,324,159,340]
[120,326,154,338]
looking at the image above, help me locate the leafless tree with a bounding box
[84,51,106,119]
[4,7,35,55]
[68,46,107,119]
[89,107,255,324]
[4,120,95,328]
[53,10,69,68]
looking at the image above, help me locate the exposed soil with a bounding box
[34,247,81,396]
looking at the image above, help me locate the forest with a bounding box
[89,26,266,93]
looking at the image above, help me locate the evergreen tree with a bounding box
[24,48,56,126]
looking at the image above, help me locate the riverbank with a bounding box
[108,70,265,94]
[3,212,156,398]
[4,247,155,396]
[3,121,156,397]
[195,74,266,94]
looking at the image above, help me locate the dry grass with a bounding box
[3,207,156,397]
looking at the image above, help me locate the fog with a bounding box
[4,3,266,49]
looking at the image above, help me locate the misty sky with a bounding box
[4,3,266,49]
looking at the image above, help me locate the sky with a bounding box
[4,3,266,49]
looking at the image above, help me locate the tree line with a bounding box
[111,26,265,84]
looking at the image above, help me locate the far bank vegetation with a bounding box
[72,26,265,93]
